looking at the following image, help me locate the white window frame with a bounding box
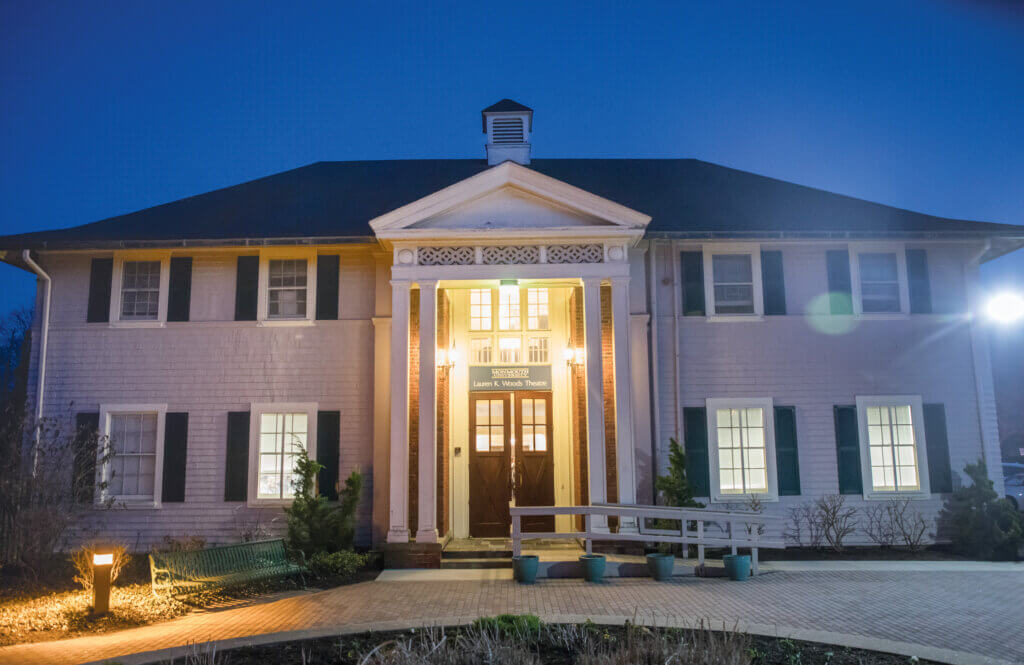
[247,402,319,506]
[855,395,930,500]
[109,251,171,327]
[849,243,910,317]
[257,249,317,326]
[97,403,167,508]
[702,244,764,319]
[706,397,778,502]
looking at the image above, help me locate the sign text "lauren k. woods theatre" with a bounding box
[469,366,552,391]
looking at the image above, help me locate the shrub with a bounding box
[816,494,857,552]
[473,613,543,638]
[654,438,705,509]
[307,550,368,583]
[284,447,364,558]
[865,498,931,551]
[70,543,130,591]
[939,460,1023,561]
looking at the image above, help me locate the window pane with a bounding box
[860,253,898,281]
[713,285,754,314]
[498,288,521,330]
[527,288,549,329]
[267,260,308,318]
[120,261,161,320]
[866,403,920,492]
[712,254,753,283]
[470,338,492,364]
[470,289,493,331]
[859,253,900,313]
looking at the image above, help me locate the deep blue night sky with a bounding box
[1,0,1021,313]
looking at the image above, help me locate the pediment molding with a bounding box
[369,162,651,244]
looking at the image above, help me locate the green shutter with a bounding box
[906,249,933,314]
[680,252,705,316]
[317,411,340,500]
[834,405,862,494]
[161,412,189,503]
[234,256,259,321]
[72,412,100,503]
[167,257,193,322]
[683,407,710,497]
[923,403,953,493]
[774,406,801,495]
[316,255,340,320]
[761,251,787,315]
[224,411,250,501]
[87,258,113,323]
[826,250,853,315]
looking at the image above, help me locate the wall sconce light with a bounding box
[437,347,457,369]
[92,551,113,615]
[564,347,585,367]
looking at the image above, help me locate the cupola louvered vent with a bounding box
[482,99,533,165]
[491,117,525,144]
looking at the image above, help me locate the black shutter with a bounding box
[317,411,340,500]
[761,250,787,315]
[774,406,801,495]
[826,250,853,315]
[87,258,113,323]
[680,252,705,316]
[224,411,250,501]
[923,403,953,493]
[167,257,193,322]
[161,412,189,503]
[834,405,863,494]
[683,407,710,497]
[234,256,259,321]
[315,255,340,321]
[72,412,100,503]
[906,249,933,314]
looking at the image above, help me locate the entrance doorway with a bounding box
[468,391,555,537]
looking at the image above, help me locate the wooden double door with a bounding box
[468,391,555,537]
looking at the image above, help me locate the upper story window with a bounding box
[856,396,928,498]
[120,261,162,320]
[248,403,317,504]
[469,289,492,331]
[702,246,764,318]
[526,288,549,329]
[498,287,521,330]
[858,253,901,313]
[267,259,308,319]
[706,397,777,502]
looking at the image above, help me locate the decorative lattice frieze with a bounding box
[481,245,541,265]
[545,244,604,264]
[417,246,476,266]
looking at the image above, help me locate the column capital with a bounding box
[609,276,631,287]
[389,279,411,289]
[417,278,440,289]
[581,276,604,288]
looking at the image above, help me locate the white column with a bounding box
[416,279,439,543]
[370,316,392,546]
[386,280,411,543]
[582,277,608,532]
[610,276,638,533]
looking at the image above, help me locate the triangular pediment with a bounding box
[369,162,650,239]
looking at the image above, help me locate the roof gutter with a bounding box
[21,250,50,475]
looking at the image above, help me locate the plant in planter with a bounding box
[650,438,705,561]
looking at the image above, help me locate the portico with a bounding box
[369,161,652,551]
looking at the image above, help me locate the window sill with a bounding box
[712,493,779,504]
[863,490,930,501]
[258,319,315,328]
[99,498,161,509]
[247,498,296,508]
[855,313,910,320]
[109,320,166,329]
[704,314,764,322]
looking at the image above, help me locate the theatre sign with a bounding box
[469,366,552,391]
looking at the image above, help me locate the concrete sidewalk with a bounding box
[0,565,1020,665]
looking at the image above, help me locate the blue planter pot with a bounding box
[722,554,751,581]
[579,554,606,582]
[512,555,539,584]
[646,553,675,581]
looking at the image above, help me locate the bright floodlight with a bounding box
[986,292,1024,324]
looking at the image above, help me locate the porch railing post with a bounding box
[697,520,705,565]
[584,512,593,554]
[512,513,522,557]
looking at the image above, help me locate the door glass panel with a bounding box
[474,398,506,452]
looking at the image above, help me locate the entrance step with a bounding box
[441,557,513,569]
[442,549,513,560]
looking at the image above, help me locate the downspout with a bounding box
[646,241,662,502]
[22,250,51,474]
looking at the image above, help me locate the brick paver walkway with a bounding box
[1,569,1021,665]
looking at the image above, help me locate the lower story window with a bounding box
[108,413,158,499]
[257,412,308,500]
[861,400,922,493]
[706,397,777,501]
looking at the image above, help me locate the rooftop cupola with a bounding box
[482,99,533,165]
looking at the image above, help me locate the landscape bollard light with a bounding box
[93,552,113,615]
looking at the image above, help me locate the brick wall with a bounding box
[600,284,619,505]
[436,289,450,536]
[408,296,419,535]
[569,287,589,529]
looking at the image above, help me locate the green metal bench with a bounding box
[149,538,306,595]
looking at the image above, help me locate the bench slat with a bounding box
[149,538,305,595]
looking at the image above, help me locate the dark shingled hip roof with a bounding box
[1,158,1021,250]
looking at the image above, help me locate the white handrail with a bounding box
[509,503,783,575]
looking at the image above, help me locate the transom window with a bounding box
[470,337,493,364]
[469,289,492,331]
[715,407,768,495]
[858,253,900,313]
[498,287,521,330]
[865,404,920,492]
[257,413,307,500]
[711,254,755,315]
[526,336,549,363]
[267,259,308,318]
[519,398,547,452]
[107,413,158,499]
[120,261,161,320]
[474,399,505,452]
[498,336,522,363]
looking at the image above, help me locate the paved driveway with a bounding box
[1,565,1021,665]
